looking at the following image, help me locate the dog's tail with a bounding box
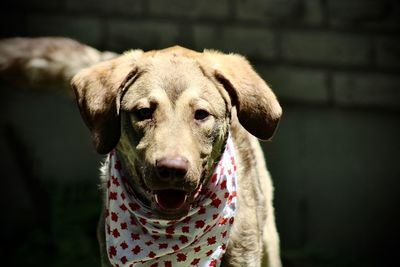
[0,37,118,92]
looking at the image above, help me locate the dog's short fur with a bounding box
[0,38,282,267]
[71,46,282,267]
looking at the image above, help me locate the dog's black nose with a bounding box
[156,156,189,180]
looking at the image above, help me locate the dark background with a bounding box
[1,0,399,266]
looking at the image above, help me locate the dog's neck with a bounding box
[104,135,238,266]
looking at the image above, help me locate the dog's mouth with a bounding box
[154,189,188,211]
[152,183,203,218]
[134,165,204,218]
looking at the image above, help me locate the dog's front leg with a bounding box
[220,218,265,267]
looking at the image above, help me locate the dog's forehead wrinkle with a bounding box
[162,73,188,103]
[140,55,207,103]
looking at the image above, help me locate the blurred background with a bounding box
[1,0,399,266]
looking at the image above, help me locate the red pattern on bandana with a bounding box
[105,135,237,267]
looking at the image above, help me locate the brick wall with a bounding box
[1,0,399,266]
[2,0,399,109]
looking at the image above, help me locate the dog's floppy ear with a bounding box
[71,51,143,154]
[202,51,282,140]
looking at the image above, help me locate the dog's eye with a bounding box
[194,109,210,121]
[134,108,154,121]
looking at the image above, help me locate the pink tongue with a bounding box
[155,190,187,211]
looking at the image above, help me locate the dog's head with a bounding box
[71,46,281,219]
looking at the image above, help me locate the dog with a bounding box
[0,38,282,267]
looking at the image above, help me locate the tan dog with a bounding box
[0,38,282,267]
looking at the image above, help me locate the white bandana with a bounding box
[105,136,238,267]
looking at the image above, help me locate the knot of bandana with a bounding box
[105,135,238,267]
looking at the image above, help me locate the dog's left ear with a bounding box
[71,51,143,154]
[202,51,282,140]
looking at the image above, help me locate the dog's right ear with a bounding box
[71,51,143,154]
